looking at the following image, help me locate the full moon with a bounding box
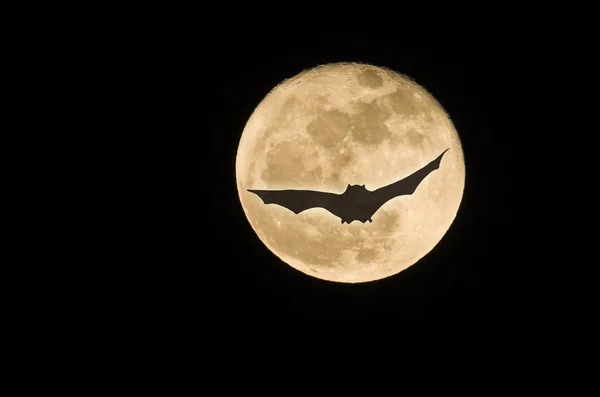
[236,62,465,283]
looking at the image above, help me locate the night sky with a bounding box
[23,30,525,333]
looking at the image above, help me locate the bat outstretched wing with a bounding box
[369,148,449,211]
[247,189,342,217]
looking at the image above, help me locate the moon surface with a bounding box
[236,62,465,283]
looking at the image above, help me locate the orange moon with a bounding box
[236,62,465,283]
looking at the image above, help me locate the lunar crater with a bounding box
[357,69,384,88]
[306,109,350,147]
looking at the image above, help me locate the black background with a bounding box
[22,29,533,336]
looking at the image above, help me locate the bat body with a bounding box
[248,149,449,224]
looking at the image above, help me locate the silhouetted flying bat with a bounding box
[248,148,449,224]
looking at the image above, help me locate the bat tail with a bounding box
[341,218,372,224]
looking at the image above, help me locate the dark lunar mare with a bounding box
[248,148,449,224]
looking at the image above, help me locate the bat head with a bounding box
[344,184,368,196]
[343,184,371,205]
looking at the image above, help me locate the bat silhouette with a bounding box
[248,148,449,224]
